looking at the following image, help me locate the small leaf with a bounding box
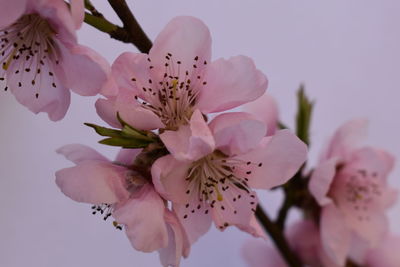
[99,137,152,149]
[84,123,124,138]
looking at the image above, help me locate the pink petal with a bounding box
[0,0,27,28]
[209,112,266,155]
[9,60,71,121]
[113,184,168,252]
[197,55,267,113]
[158,210,190,267]
[111,52,151,98]
[242,239,287,267]
[58,42,110,96]
[211,188,258,234]
[239,130,307,190]
[115,148,142,166]
[55,161,129,204]
[149,16,211,82]
[241,93,279,136]
[320,204,351,266]
[56,144,109,164]
[309,157,339,206]
[348,212,388,246]
[366,235,400,267]
[95,89,165,130]
[160,110,215,161]
[69,0,84,29]
[151,155,191,204]
[33,0,76,42]
[174,199,213,244]
[323,119,368,161]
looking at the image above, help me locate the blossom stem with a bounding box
[107,0,152,53]
[255,205,302,267]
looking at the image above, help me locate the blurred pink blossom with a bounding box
[309,119,397,265]
[152,109,307,244]
[55,144,189,267]
[96,16,267,130]
[0,0,110,120]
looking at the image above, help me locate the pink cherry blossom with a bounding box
[309,119,397,265]
[55,144,189,267]
[0,0,110,121]
[96,16,267,130]
[152,109,307,244]
[242,220,339,267]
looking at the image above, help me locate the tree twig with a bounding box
[107,0,152,53]
[255,205,302,267]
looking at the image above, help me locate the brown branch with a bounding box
[107,0,152,53]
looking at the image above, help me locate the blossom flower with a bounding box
[0,0,109,120]
[55,144,189,267]
[152,109,307,243]
[242,220,339,267]
[96,16,267,130]
[309,119,397,265]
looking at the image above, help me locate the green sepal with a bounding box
[295,84,314,146]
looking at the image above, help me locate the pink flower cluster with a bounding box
[55,16,307,266]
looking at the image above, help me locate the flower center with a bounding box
[0,14,60,98]
[335,168,382,221]
[131,53,208,130]
[181,151,262,227]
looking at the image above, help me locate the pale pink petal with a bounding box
[113,184,168,252]
[158,210,190,267]
[309,158,339,206]
[149,16,211,81]
[111,52,151,98]
[242,239,287,267]
[174,200,213,244]
[58,42,110,96]
[55,161,129,204]
[348,212,388,246]
[0,0,27,28]
[33,0,76,42]
[151,155,191,204]
[115,148,142,166]
[197,55,267,113]
[9,60,71,121]
[320,204,351,266]
[209,112,266,156]
[323,119,368,161]
[211,188,258,234]
[95,89,165,130]
[238,130,307,190]
[160,110,215,161]
[69,0,84,29]
[241,93,279,136]
[56,144,109,164]
[366,235,400,267]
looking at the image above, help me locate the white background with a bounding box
[0,1,399,266]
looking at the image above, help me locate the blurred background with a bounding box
[0,1,399,266]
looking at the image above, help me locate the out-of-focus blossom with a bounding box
[96,16,267,130]
[55,144,189,267]
[241,92,279,136]
[152,109,307,244]
[309,119,397,265]
[242,220,339,267]
[0,0,109,120]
